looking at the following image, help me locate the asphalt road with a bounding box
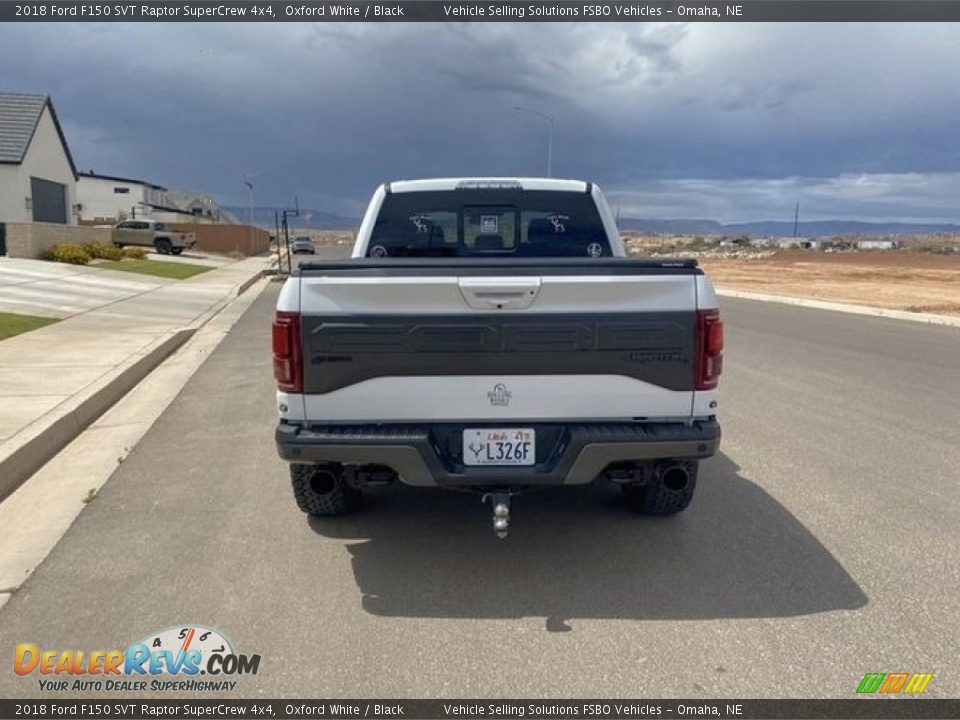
[1,264,958,699]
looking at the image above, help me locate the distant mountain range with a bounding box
[227,206,960,237]
[617,218,960,237]
[224,206,360,231]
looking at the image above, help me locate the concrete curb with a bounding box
[0,329,193,502]
[716,289,960,328]
[185,272,266,331]
[236,271,263,297]
[0,264,269,503]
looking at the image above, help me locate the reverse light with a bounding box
[696,308,724,391]
[272,311,303,393]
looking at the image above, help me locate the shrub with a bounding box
[122,246,147,259]
[83,241,124,261]
[43,244,91,265]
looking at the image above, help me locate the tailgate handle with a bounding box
[458,278,542,310]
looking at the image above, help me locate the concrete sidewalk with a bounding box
[0,255,273,501]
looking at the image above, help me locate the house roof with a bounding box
[0,92,77,177]
[148,204,197,215]
[77,171,168,192]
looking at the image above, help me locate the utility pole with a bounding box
[243,176,254,253]
[513,106,554,177]
[274,209,282,272]
[281,197,300,274]
[793,202,799,238]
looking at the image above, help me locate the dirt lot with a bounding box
[699,250,960,315]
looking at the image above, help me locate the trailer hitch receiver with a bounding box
[483,492,512,539]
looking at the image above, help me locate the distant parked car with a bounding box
[112,219,196,256]
[291,236,316,254]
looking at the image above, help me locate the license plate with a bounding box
[463,428,536,466]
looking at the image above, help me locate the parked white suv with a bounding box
[291,236,316,254]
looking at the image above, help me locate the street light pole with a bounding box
[514,106,554,178]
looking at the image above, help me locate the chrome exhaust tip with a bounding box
[659,463,691,492]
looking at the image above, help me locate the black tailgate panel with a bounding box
[301,312,695,394]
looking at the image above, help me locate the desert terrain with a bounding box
[700,250,960,315]
[624,234,960,316]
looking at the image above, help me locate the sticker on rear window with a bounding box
[587,242,604,258]
[481,215,499,233]
[369,245,388,257]
[409,215,431,233]
[547,214,569,233]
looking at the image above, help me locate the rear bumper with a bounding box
[275,420,720,488]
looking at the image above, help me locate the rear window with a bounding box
[367,190,610,258]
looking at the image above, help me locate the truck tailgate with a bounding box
[292,259,703,422]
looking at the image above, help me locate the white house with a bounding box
[76,174,243,226]
[76,171,176,224]
[0,92,78,226]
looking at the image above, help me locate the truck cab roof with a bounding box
[386,178,591,194]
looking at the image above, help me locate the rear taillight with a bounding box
[696,308,724,391]
[272,311,302,393]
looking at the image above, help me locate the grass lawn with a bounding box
[0,312,59,341]
[97,259,213,280]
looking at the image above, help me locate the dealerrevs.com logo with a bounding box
[14,625,261,692]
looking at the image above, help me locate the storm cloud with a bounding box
[2,22,959,221]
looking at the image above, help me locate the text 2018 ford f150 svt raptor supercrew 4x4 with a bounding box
[273,178,723,536]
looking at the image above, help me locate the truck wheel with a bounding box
[154,239,173,255]
[290,463,360,516]
[622,461,698,515]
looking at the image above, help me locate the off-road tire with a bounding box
[155,239,173,255]
[290,463,360,516]
[622,461,698,515]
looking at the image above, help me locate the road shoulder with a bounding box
[717,288,960,327]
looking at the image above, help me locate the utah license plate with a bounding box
[463,428,536,466]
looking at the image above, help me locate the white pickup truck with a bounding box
[273,178,723,536]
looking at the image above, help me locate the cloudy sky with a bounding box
[3,22,960,221]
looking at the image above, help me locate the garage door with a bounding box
[31,177,67,224]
